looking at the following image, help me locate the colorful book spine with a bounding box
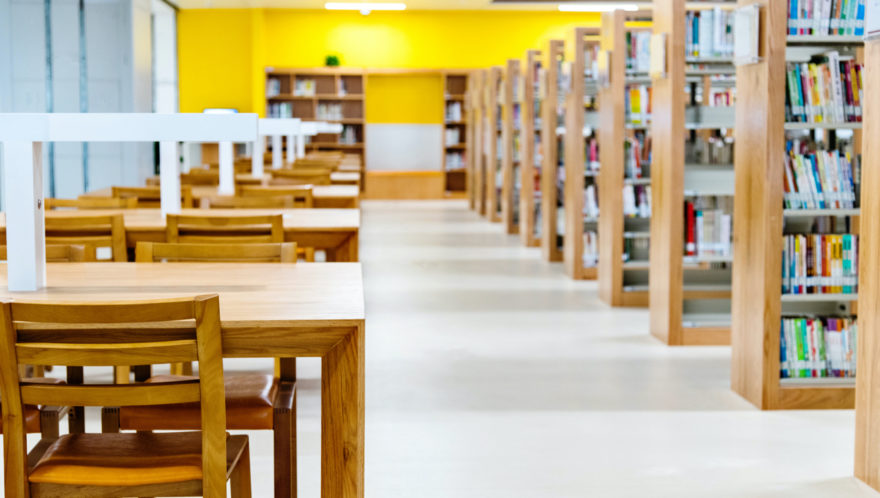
[783,142,858,210]
[780,316,857,378]
[788,0,865,35]
[781,233,858,295]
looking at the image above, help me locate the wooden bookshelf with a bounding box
[563,27,601,280]
[265,67,366,186]
[540,40,566,262]
[484,66,503,223]
[730,0,861,409]
[467,70,483,212]
[519,50,542,247]
[501,59,522,235]
[444,71,470,197]
[855,29,879,493]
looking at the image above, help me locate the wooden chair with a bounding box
[0,244,96,262]
[270,168,331,186]
[0,377,67,441]
[239,185,314,208]
[182,170,220,186]
[136,242,297,263]
[47,197,137,209]
[44,214,127,262]
[166,214,284,244]
[0,296,252,497]
[112,185,195,208]
[204,196,296,209]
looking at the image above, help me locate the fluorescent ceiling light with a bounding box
[558,3,640,12]
[325,2,406,12]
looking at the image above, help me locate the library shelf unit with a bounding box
[483,66,503,223]
[730,0,862,410]
[855,28,879,493]
[265,67,365,182]
[473,69,490,215]
[540,39,567,262]
[649,0,738,345]
[444,71,470,197]
[519,49,543,247]
[467,70,483,212]
[501,58,522,235]
[563,27,601,280]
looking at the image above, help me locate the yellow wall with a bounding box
[178,9,602,115]
[365,75,444,124]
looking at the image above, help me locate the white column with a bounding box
[271,135,282,170]
[159,140,181,216]
[180,142,192,173]
[218,140,234,194]
[4,141,46,291]
[296,133,306,158]
[244,141,253,158]
[286,134,295,164]
[251,136,264,177]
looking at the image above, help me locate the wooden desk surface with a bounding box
[84,184,359,201]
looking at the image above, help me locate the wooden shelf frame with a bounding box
[484,66,503,223]
[502,59,522,235]
[540,40,566,262]
[471,70,488,215]
[519,50,543,248]
[730,0,861,410]
[443,71,470,195]
[564,27,601,280]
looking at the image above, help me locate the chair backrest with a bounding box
[239,186,314,208]
[270,169,331,186]
[0,244,95,262]
[204,196,294,209]
[0,296,227,497]
[136,242,296,263]
[46,197,137,210]
[44,214,127,262]
[112,186,194,209]
[181,170,219,186]
[166,214,284,244]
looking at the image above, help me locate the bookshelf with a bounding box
[650,0,738,345]
[519,50,543,247]
[265,67,365,185]
[855,26,878,493]
[540,39,566,262]
[501,59,522,235]
[444,71,470,196]
[467,70,483,212]
[731,0,863,409]
[484,66,503,223]
[563,27,601,280]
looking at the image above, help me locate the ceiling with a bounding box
[177,0,651,10]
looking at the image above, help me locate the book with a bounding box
[625,131,652,179]
[785,53,863,124]
[623,185,651,219]
[782,233,858,295]
[683,196,733,257]
[780,316,856,378]
[626,85,652,125]
[686,8,735,58]
[626,31,652,73]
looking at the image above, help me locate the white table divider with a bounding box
[0,113,258,291]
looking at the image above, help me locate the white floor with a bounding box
[15,200,880,497]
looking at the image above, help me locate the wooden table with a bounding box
[0,208,360,262]
[330,172,360,187]
[84,185,360,209]
[0,262,365,498]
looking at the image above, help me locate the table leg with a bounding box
[327,234,359,263]
[321,324,364,498]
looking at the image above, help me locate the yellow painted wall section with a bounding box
[178,9,604,115]
[365,75,443,124]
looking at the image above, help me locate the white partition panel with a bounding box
[365,124,443,171]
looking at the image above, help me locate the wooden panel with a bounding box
[730,0,787,410]
[649,0,686,345]
[680,327,730,346]
[855,38,880,490]
[541,40,565,262]
[519,50,542,248]
[598,11,628,304]
[363,171,444,199]
[501,59,520,235]
[486,66,503,223]
[778,386,855,410]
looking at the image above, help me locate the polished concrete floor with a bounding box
[18,200,880,496]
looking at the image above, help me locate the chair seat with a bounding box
[29,432,248,487]
[120,374,278,431]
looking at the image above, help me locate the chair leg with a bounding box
[231,439,252,498]
[273,397,296,496]
[101,407,120,433]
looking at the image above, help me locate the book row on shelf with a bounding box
[584,137,599,174]
[706,88,736,107]
[268,102,293,118]
[787,0,866,36]
[445,128,463,146]
[584,184,599,219]
[624,236,649,263]
[445,151,466,171]
[623,185,651,219]
[266,78,283,98]
[340,125,359,145]
[782,233,858,295]
[627,85,652,125]
[446,101,463,122]
[625,133,652,179]
[317,103,345,121]
[626,31,651,74]
[684,196,733,258]
[785,53,863,124]
[780,317,856,379]
[294,79,317,97]
[784,140,860,209]
[687,136,734,165]
[685,8,735,59]
[583,231,598,267]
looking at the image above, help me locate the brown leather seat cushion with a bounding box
[119,373,278,431]
[29,432,248,487]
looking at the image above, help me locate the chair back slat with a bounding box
[239,185,314,208]
[270,169,331,186]
[20,380,200,407]
[11,297,197,324]
[0,244,95,262]
[46,197,137,210]
[136,242,296,263]
[205,196,294,209]
[44,214,126,262]
[16,339,198,367]
[166,214,284,244]
[112,185,194,208]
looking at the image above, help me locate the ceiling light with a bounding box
[325,2,406,14]
[558,3,641,12]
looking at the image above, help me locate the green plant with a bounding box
[325,55,340,67]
